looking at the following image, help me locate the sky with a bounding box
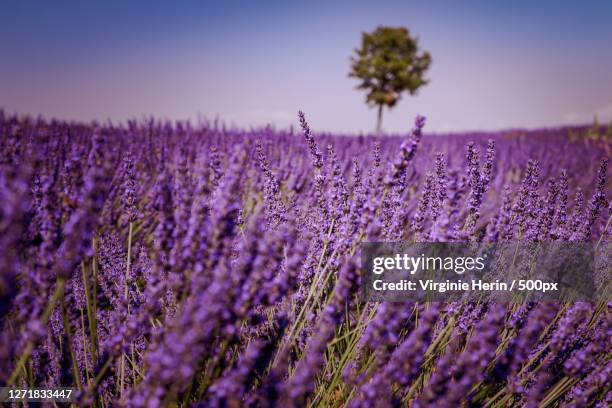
[1,0,612,133]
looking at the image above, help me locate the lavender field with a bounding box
[0,110,610,407]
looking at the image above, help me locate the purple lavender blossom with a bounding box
[0,111,609,407]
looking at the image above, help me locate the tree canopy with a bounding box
[349,26,431,132]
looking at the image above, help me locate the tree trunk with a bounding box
[376,104,383,133]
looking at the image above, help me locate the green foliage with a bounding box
[586,116,601,140]
[349,26,431,130]
[568,116,612,144]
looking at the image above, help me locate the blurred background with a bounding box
[1,0,611,133]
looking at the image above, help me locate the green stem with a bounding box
[80,308,92,385]
[93,357,113,386]
[62,297,83,391]
[7,279,66,386]
[91,238,100,360]
[315,304,379,407]
[594,213,611,251]
[120,221,134,398]
[82,262,97,364]
[272,219,336,367]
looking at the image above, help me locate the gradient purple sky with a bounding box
[1,1,612,133]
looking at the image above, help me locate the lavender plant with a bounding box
[0,110,609,407]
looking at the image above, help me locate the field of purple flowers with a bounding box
[0,109,610,407]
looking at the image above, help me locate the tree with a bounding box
[349,26,431,133]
